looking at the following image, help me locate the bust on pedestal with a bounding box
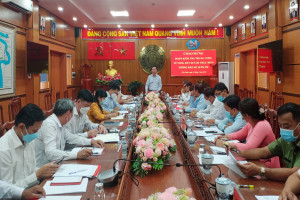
[105,61,118,77]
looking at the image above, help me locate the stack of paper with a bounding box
[255,196,279,200]
[43,178,88,195]
[51,177,82,185]
[94,133,119,143]
[119,110,129,114]
[210,146,226,154]
[70,147,104,156]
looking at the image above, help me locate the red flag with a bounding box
[111,42,135,60]
[88,42,111,60]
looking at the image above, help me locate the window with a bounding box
[40,73,49,90]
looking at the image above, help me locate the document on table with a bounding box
[223,151,248,178]
[70,147,104,156]
[40,196,82,200]
[53,164,99,177]
[111,115,124,120]
[119,110,128,114]
[94,133,119,143]
[198,154,235,165]
[204,135,218,143]
[193,126,223,136]
[255,195,279,200]
[51,177,82,184]
[43,178,88,195]
[210,146,226,154]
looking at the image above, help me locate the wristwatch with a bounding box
[259,167,266,178]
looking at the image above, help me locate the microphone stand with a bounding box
[175,163,222,178]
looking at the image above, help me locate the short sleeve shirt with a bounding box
[268,138,300,168]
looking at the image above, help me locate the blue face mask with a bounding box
[217,95,225,102]
[22,127,38,143]
[225,111,234,121]
[280,123,300,142]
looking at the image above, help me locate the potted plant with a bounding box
[128,80,143,96]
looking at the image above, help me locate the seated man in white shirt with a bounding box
[0,180,45,200]
[180,81,192,103]
[0,104,59,187]
[111,80,133,104]
[204,82,230,125]
[102,82,126,111]
[64,89,107,139]
[191,87,225,123]
[35,98,104,167]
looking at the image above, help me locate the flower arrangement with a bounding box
[132,126,177,177]
[140,187,195,200]
[138,107,164,128]
[96,73,123,85]
[145,92,159,103]
[145,92,166,113]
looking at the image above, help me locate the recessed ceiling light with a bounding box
[83,24,87,28]
[73,17,77,21]
[185,24,189,27]
[229,15,234,20]
[58,7,63,12]
[117,24,121,28]
[151,24,155,28]
[177,10,195,16]
[110,11,129,17]
[244,5,250,10]
[219,23,223,27]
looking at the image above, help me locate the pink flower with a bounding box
[165,187,177,194]
[155,148,161,157]
[158,192,176,200]
[152,132,161,140]
[169,140,174,147]
[153,157,158,162]
[147,120,153,127]
[141,163,148,171]
[136,146,142,154]
[142,121,146,125]
[157,143,164,151]
[144,149,154,159]
[162,138,170,147]
[163,151,167,156]
[147,164,152,170]
[143,156,147,161]
[137,139,145,147]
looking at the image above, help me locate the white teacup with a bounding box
[201,153,214,174]
[216,176,231,200]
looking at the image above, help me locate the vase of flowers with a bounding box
[96,73,123,85]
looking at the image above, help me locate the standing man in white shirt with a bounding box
[0,181,45,199]
[64,89,107,139]
[0,104,59,187]
[35,98,104,167]
[145,66,162,93]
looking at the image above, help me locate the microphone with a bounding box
[175,162,222,178]
[98,158,171,187]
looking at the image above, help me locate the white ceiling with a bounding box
[38,0,269,28]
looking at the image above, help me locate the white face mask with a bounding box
[80,107,90,115]
[205,99,211,106]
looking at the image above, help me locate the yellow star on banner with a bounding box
[116,46,127,55]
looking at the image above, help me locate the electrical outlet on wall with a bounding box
[28,73,31,79]
[278,78,281,84]
[72,72,76,78]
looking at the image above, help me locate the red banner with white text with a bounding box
[171,50,216,76]
[82,27,224,40]
[258,48,273,72]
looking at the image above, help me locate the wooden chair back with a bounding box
[44,92,52,110]
[64,89,68,98]
[56,91,60,101]
[8,97,22,121]
[0,121,14,138]
[266,109,280,139]
[239,89,244,100]
[247,90,254,98]
[274,95,284,111]
[0,105,4,127]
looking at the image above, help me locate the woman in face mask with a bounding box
[215,98,280,167]
[87,89,119,123]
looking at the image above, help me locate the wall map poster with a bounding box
[0,23,15,98]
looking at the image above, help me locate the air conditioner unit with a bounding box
[2,0,33,14]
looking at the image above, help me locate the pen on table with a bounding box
[231,148,240,154]
[68,169,87,175]
[238,184,254,188]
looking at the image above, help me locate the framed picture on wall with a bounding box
[241,23,246,40]
[251,19,256,36]
[51,21,56,38]
[261,13,267,32]
[289,0,298,21]
[40,15,45,35]
[234,27,238,42]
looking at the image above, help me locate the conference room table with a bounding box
[41,101,286,200]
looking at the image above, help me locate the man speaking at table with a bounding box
[145,66,162,93]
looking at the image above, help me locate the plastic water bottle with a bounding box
[94,182,105,200]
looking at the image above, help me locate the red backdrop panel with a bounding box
[258,48,273,72]
[111,42,135,60]
[171,50,216,76]
[88,42,111,60]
